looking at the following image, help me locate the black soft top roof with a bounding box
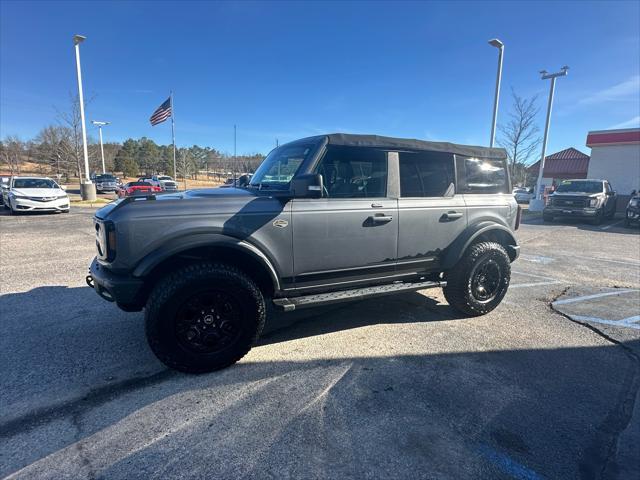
[292,133,507,160]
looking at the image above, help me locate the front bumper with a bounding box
[544,206,599,217]
[87,257,145,311]
[627,207,640,223]
[12,197,69,211]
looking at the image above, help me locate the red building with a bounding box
[527,147,590,188]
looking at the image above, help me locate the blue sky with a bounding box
[1,0,639,156]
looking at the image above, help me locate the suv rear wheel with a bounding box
[443,241,511,316]
[145,262,266,373]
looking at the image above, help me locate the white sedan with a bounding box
[513,187,534,204]
[2,176,70,214]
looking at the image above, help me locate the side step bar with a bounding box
[272,279,446,312]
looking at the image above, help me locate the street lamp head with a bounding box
[91,120,110,127]
[488,38,504,49]
[561,65,570,74]
[539,70,548,77]
[73,34,86,45]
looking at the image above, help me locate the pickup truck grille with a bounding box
[552,196,588,208]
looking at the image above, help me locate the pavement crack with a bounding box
[549,287,640,480]
[0,369,176,440]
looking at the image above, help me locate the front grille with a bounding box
[28,196,58,202]
[552,196,588,208]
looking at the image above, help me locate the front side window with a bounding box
[314,146,387,198]
[250,144,316,190]
[458,157,508,194]
[399,151,455,197]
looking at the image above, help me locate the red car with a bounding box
[117,181,161,198]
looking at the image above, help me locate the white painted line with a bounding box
[569,314,640,330]
[623,315,640,324]
[600,220,623,231]
[519,253,555,265]
[558,253,640,267]
[510,281,563,289]
[512,270,559,281]
[552,289,638,306]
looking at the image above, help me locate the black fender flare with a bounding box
[441,222,519,269]
[131,233,281,292]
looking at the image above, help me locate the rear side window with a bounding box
[399,151,455,197]
[457,156,508,194]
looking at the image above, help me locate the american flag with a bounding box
[149,97,172,126]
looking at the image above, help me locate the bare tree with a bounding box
[55,93,97,180]
[498,89,541,186]
[35,125,76,180]
[0,136,25,174]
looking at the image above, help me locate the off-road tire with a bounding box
[542,213,553,223]
[624,217,631,228]
[443,241,511,317]
[145,262,266,374]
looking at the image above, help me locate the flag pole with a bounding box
[170,91,177,184]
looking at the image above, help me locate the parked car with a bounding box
[94,173,119,193]
[625,190,639,228]
[543,179,617,225]
[0,176,10,205]
[513,187,534,204]
[117,181,161,198]
[2,176,69,214]
[87,133,520,373]
[150,175,179,192]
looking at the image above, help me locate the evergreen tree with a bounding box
[114,139,139,178]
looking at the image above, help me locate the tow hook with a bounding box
[86,274,95,289]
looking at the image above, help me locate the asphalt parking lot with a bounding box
[1,208,639,480]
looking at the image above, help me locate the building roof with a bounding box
[586,128,640,147]
[528,147,590,177]
[289,133,508,160]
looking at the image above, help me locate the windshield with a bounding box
[95,175,116,181]
[13,178,58,189]
[555,180,603,194]
[128,182,152,187]
[249,144,316,189]
[158,176,172,181]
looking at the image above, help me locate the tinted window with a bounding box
[128,182,152,187]
[399,151,455,197]
[314,146,387,198]
[13,178,57,189]
[458,157,508,194]
[555,180,603,194]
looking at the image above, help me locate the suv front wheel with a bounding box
[443,242,511,316]
[145,262,266,373]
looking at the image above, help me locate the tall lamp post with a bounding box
[529,66,569,212]
[73,34,96,200]
[91,121,110,174]
[488,38,504,148]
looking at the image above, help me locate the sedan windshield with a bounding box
[13,178,58,189]
[158,176,172,181]
[249,144,316,189]
[556,180,603,194]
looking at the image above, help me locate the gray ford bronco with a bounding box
[88,134,521,373]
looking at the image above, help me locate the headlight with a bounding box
[57,194,68,199]
[589,198,600,207]
[10,193,27,199]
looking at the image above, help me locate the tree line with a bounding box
[0,95,265,182]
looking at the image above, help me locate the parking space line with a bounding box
[512,270,559,281]
[553,289,638,305]
[600,220,624,231]
[510,281,563,289]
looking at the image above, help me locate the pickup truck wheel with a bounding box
[542,213,553,223]
[591,209,604,225]
[443,241,511,317]
[145,262,266,374]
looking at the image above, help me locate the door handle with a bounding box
[441,211,463,221]
[370,214,393,223]
[371,203,384,208]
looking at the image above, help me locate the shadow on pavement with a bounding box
[1,285,638,480]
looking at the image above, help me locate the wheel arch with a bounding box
[441,222,519,269]
[132,235,280,304]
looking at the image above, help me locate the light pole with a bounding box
[529,66,569,212]
[488,38,504,148]
[91,121,110,173]
[73,34,96,200]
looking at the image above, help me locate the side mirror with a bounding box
[60,185,67,191]
[606,190,615,196]
[290,173,323,198]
